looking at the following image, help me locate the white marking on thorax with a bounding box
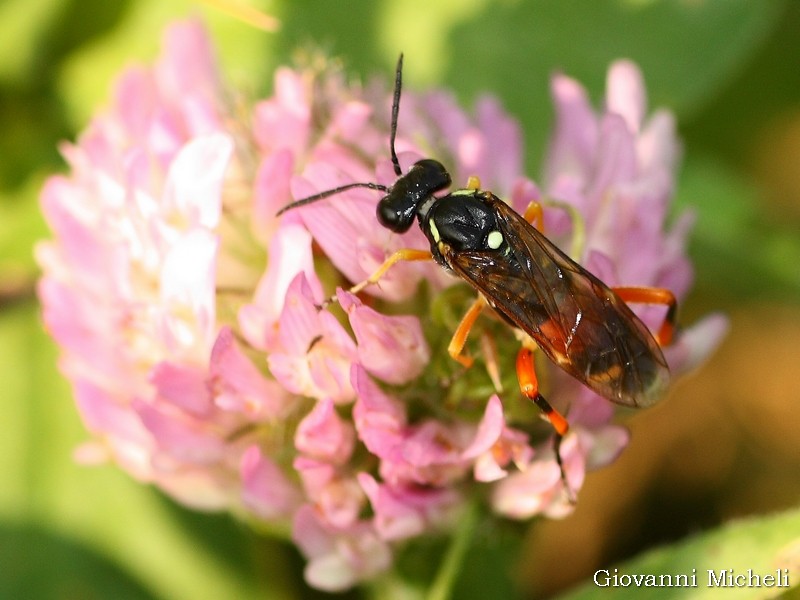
[429,218,441,242]
[487,230,503,249]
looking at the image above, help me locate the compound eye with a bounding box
[377,197,415,233]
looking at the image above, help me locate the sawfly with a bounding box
[277,55,677,492]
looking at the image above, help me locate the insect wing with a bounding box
[442,193,669,407]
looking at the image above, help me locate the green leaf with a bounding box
[440,0,784,166]
[676,156,800,301]
[58,0,270,129]
[558,506,800,599]
[450,518,524,600]
[390,511,525,600]
[0,523,160,600]
[0,0,65,84]
[0,176,49,285]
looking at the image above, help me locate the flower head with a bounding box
[37,20,726,591]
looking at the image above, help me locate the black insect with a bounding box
[278,54,677,493]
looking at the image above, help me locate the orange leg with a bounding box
[320,248,433,307]
[612,286,677,347]
[516,347,573,498]
[447,296,486,368]
[348,248,433,296]
[516,347,569,436]
[448,295,504,391]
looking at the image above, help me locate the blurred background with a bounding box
[1,0,798,598]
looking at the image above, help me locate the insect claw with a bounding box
[564,484,577,505]
[314,294,337,310]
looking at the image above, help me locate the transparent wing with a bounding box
[442,193,669,407]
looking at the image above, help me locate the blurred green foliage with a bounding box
[1,0,798,598]
[561,509,800,600]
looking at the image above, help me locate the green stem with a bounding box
[426,501,480,600]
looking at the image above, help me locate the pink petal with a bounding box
[293,506,391,592]
[358,473,460,541]
[162,133,233,229]
[39,177,126,297]
[307,350,356,404]
[149,361,212,416]
[585,113,638,207]
[114,67,158,141]
[241,445,300,519]
[329,100,373,143]
[156,19,220,101]
[581,425,630,470]
[74,380,149,444]
[491,458,562,519]
[475,95,524,195]
[158,228,218,356]
[133,399,225,465]
[274,274,323,354]
[637,110,680,174]
[294,458,364,529]
[252,148,294,239]
[253,68,310,156]
[209,327,289,418]
[267,353,314,398]
[606,59,647,134]
[292,165,426,303]
[155,467,231,511]
[239,224,323,351]
[351,365,407,456]
[664,312,729,375]
[295,398,355,463]
[267,278,357,402]
[473,456,510,482]
[37,278,130,387]
[545,72,598,186]
[461,395,505,460]
[338,291,429,385]
[293,504,335,557]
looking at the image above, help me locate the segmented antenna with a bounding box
[389,54,404,177]
[275,54,405,217]
[275,182,390,216]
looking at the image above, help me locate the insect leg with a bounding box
[447,295,486,368]
[612,286,678,346]
[516,347,569,435]
[516,347,573,497]
[347,249,433,296]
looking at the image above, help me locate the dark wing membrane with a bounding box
[442,194,669,407]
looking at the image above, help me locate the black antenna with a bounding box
[389,54,404,177]
[276,53,405,217]
[275,182,389,217]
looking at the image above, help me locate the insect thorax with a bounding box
[425,191,504,255]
